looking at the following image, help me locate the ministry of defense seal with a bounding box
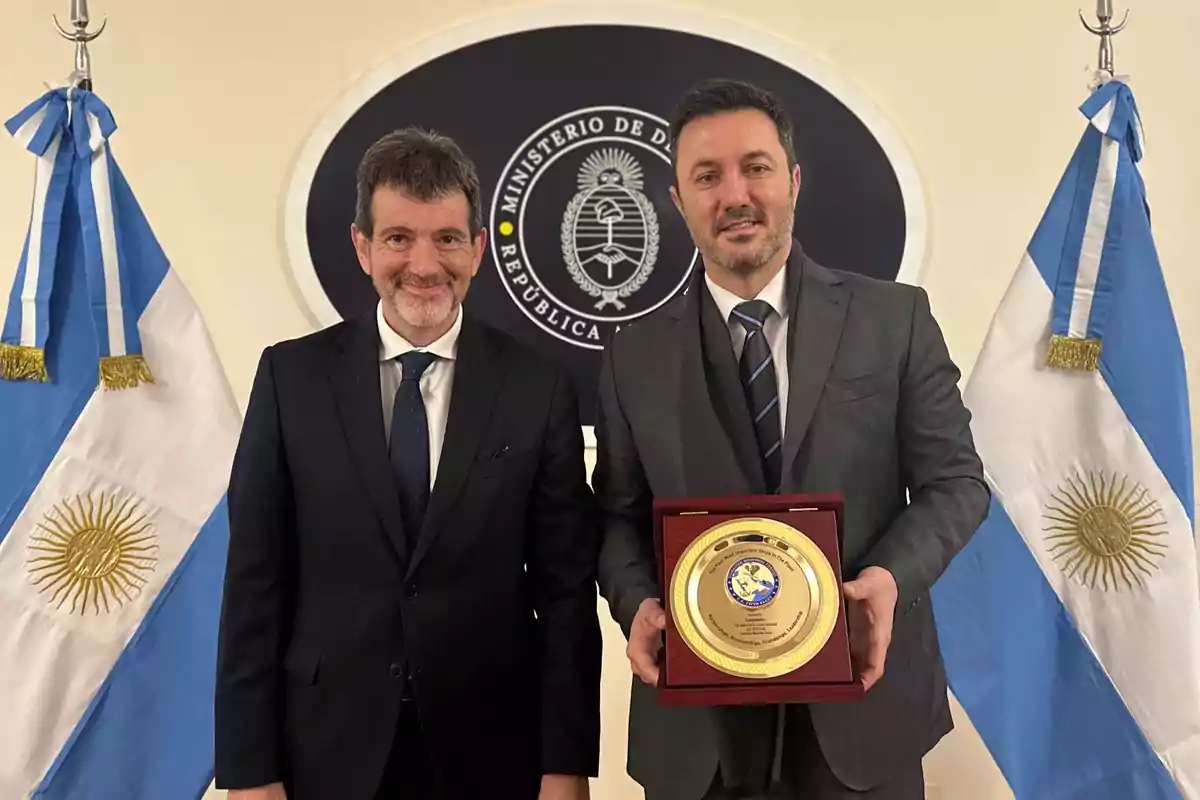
[489,106,698,349]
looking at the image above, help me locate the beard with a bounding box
[720,224,789,275]
[709,211,792,276]
[700,189,796,277]
[385,277,458,331]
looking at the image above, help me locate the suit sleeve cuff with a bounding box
[214,764,283,791]
[613,581,657,639]
[540,763,599,779]
[859,543,921,617]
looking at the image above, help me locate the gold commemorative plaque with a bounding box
[668,516,840,679]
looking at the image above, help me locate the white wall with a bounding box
[2,2,1197,797]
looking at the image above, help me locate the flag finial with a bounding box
[1079,1,1128,77]
[52,1,106,91]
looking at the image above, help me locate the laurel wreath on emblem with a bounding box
[560,148,660,311]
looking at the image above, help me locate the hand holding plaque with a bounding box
[654,493,866,706]
[842,565,898,692]
[626,597,668,686]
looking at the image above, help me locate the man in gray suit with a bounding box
[593,79,990,800]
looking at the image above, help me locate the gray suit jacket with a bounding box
[593,243,989,799]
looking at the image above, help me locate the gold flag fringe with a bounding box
[99,354,154,390]
[0,344,49,382]
[1046,334,1101,371]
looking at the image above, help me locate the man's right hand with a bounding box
[229,784,286,800]
[627,597,667,685]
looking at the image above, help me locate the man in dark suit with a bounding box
[594,79,990,800]
[214,128,601,800]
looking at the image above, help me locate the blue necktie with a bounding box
[390,351,437,556]
[731,300,782,493]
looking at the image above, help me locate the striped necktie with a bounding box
[731,300,782,493]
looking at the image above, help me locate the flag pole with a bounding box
[1079,0,1129,77]
[53,0,106,91]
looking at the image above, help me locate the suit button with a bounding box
[389,663,404,678]
[404,584,418,599]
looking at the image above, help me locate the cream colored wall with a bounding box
[3,1,1198,798]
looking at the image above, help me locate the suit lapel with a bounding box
[697,283,766,494]
[408,317,503,577]
[674,274,755,497]
[781,246,850,480]
[328,314,409,565]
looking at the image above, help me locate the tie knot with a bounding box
[398,350,437,382]
[732,300,773,331]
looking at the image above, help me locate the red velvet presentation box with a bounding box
[654,493,865,706]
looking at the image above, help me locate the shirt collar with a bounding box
[703,261,789,325]
[376,301,463,363]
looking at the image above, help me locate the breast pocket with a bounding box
[473,442,539,480]
[466,443,542,516]
[451,443,541,543]
[822,366,896,404]
[815,366,899,455]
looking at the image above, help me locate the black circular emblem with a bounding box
[288,19,925,425]
[491,106,698,350]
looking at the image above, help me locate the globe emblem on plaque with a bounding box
[727,557,780,608]
[561,148,659,311]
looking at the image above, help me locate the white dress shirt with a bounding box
[377,301,462,488]
[704,264,790,436]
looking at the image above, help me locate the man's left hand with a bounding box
[842,566,898,692]
[538,774,589,800]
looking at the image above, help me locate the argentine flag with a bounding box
[931,77,1200,798]
[0,88,239,798]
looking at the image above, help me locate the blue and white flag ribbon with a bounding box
[1044,78,1146,371]
[932,77,1200,798]
[3,88,152,389]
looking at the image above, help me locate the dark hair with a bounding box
[354,126,482,238]
[668,78,797,178]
